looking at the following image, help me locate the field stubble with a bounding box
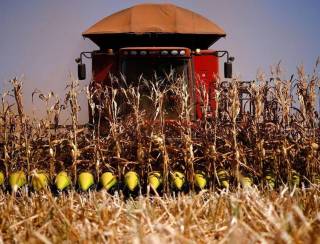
[0,189,320,243]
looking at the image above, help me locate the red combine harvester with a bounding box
[76,3,236,121]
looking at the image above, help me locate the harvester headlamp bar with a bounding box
[121,48,190,57]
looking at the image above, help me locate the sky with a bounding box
[0,0,319,122]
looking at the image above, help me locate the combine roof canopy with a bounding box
[83,3,226,49]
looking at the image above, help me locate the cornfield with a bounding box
[0,61,319,243]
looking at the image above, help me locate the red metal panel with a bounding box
[89,53,118,123]
[192,53,219,119]
[92,53,118,86]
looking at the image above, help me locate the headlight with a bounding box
[161,50,169,55]
[171,50,178,56]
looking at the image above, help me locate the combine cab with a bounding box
[77,3,235,122]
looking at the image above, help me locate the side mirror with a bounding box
[78,63,86,80]
[224,61,232,79]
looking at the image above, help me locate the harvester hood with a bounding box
[83,3,226,49]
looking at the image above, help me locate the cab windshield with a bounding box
[120,57,189,119]
[122,57,188,83]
